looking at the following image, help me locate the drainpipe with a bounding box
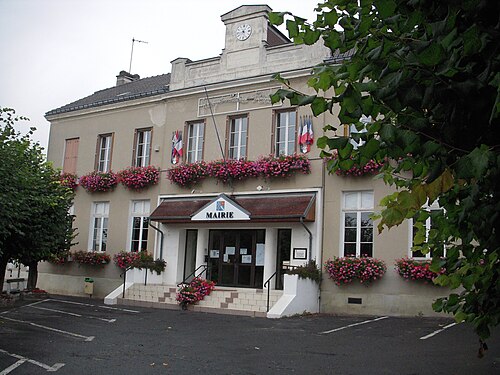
[148,220,164,259]
[300,216,313,261]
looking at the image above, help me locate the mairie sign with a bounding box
[191,194,250,221]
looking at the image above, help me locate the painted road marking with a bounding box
[47,299,140,313]
[0,348,64,373]
[27,305,116,323]
[420,322,458,340]
[0,316,94,341]
[319,316,389,335]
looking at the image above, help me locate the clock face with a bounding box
[235,24,252,41]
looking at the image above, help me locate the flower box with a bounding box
[79,171,118,193]
[395,258,443,283]
[59,173,78,190]
[325,154,384,177]
[73,251,111,265]
[324,257,386,285]
[167,154,311,187]
[113,251,166,275]
[117,166,160,190]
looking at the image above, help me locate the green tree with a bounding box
[270,0,499,354]
[0,108,75,292]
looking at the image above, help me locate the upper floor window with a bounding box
[96,134,113,172]
[274,110,296,156]
[133,128,152,167]
[227,115,248,159]
[186,121,204,163]
[90,202,109,252]
[130,200,150,252]
[63,138,79,174]
[341,191,374,257]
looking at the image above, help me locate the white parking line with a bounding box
[420,322,458,340]
[319,316,389,334]
[0,316,94,341]
[28,305,116,323]
[0,348,64,373]
[47,299,140,313]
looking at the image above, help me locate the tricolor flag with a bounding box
[171,130,183,164]
[299,115,314,153]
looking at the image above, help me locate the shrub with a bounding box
[286,260,322,284]
[324,257,386,285]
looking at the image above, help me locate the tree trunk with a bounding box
[27,261,38,291]
[0,255,8,293]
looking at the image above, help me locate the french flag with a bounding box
[299,115,314,153]
[171,130,183,164]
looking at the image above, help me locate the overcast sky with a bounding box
[0,0,317,151]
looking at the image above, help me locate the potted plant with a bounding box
[286,260,322,284]
[176,277,215,310]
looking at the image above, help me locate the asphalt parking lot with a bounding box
[0,295,499,374]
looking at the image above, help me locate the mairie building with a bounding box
[43,5,448,318]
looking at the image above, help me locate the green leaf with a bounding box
[304,29,321,45]
[417,43,445,67]
[311,97,328,116]
[360,138,379,159]
[268,12,287,26]
[286,19,299,38]
[375,0,397,18]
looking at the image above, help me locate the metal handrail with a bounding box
[177,264,208,287]
[263,271,277,312]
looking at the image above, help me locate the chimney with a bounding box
[116,70,140,86]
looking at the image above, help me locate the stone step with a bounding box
[119,283,283,316]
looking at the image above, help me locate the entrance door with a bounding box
[208,229,264,288]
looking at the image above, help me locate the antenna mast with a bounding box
[129,37,148,73]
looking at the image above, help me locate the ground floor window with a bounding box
[208,229,265,288]
[341,191,374,257]
[91,202,109,252]
[130,200,150,252]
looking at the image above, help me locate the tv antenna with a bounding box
[129,37,148,73]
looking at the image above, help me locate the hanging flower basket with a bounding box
[395,258,444,283]
[324,257,386,286]
[59,172,78,190]
[74,251,111,265]
[117,166,160,190]
[79,171,118,192]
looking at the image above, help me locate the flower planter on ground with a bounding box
[176,277,216,309]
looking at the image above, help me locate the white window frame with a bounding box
[89,202,109,252]
[408,202,444,259]
[186,122,204,163]
[340,191,374,257]
[228,116,247,159]
[97,134,112,172]
[129,200,150,252]
[275,110,296,156]
[348,115,371,149]
[134,128,152,167]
